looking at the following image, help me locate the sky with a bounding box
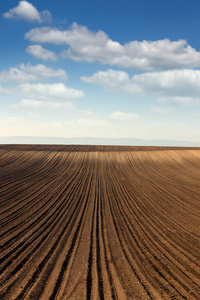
[1,0,200,142]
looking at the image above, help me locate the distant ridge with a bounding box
[0,136,200,147]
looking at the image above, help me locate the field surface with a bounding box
[0,145,200,300]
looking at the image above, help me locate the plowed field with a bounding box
[0,145,200,300]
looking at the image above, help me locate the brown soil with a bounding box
[0,145,200,299]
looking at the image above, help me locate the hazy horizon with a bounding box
[1,135,200,147]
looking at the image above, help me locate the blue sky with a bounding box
[1,0,200,142]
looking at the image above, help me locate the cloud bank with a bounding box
[25,23,200,71]
[81,69,200,99]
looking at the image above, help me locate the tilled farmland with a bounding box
[0,145,200,300]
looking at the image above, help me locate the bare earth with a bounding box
[0,145,200,300]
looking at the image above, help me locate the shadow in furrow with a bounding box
[100,178,116,299]
[86,192,96,300]
[96,178,104,300]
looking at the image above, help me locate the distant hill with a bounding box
[0,136,200,147]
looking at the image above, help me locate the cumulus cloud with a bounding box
[3,1,52,23]
[0,63,67,83]
[15,83,84,102]
[110,111,140,121]
[19,63,67,80]
[0,68,36,83]
[123,69,200,97]
[26,45,57,61]
[82,69,200,99]
[81,69,129,90]
[25,23,108,45]
[25,23,200,70]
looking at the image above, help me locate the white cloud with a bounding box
[110,111,140,121]
[10,83,84,112]
[82,69,200,99]
[123,69,200,97]
[82,69,200,114]
[150,96,200,114]
[0,68,36,83]
[3,1,52,23]
[26,45,57,61]
[0,64,67,83]
[25,23,200,70]
[19,63,67,80]
[25,23,108,46]
[15,83,84,101]
[170,97,200,106]
[81,69,129,90]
